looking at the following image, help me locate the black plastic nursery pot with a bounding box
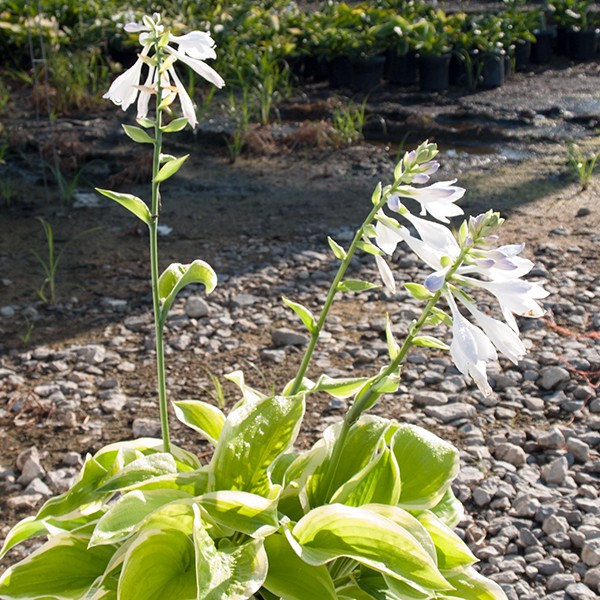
[350,55,386,93]
[385,50,418,86]
[328,55,353,88]
[531,29,554,64]
[481,52,505,88]
[568,29,598,61]
[514,40,531,72]
[418,53,451,92]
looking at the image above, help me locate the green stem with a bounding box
[289,196,386,396]
[322,245,471,504]
[149,47,171,454]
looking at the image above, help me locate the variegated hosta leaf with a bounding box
[443,566,508,600]
[197,490,279,538]
[194,505,267,600]
[89,489,193,547]
[172,399,226,446]
[356,569,432,599]
[417,512,476,573]
[392,424,460,510]
[305,416,392,508]
[288,504,452,594]
[210,393,305,496]
[263,533,337,600]
[0,534,115,600]
[430,488,464,529]
[330,447,401,507]
[118,528,197,600]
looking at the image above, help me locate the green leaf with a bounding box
[263,533,337,600]
[122,124,155,144]
[95,189,152,226]
[404,283,434,301]
[210,393,305,496]
[412,335,450,351]
[172,400,225,446]
[128,469,209,496]
[0,534,115,599]
[314,374,370,399]
[194,505,267,599]
[289,504,451,593]
[161,117,189,132]
[357,570,431,599]
[90,489,192,546]
[331,447,401,507]
[430,488,464,528]
[426,307,452,327]
[0,517,47,559]
[392,425,460,510]
[306,416,391,508]
[197,490,279,537]
[158,260,217,319]
[417,512,476,572]
[118,528,197,600]
[98,453,179,493]
[371,181,383,206]
[136,116,155,128]
[36,455,108,521]
[337,280,380,293]
[385,315,400,361]
[328,236,347,260]
[282,296,316,333]
[154,154,189,183]
[444,566,508,600]
[356,240,384,256]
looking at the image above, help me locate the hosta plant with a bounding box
[0,13,548,600]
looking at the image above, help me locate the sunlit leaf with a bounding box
[412,335,449,350]
[95,189,151,226]
[161,117,189,132]
[210,393,305,496]
[173,400,225,446]
[314,374,370,399]
[328,236,347,260]
[90,489,192,546]
[122,124,155,144]
[392,425,460,510]
[263,533,337,600]
[118,528,196,599]
[430,488,464,528]
[404,283,434,301]
[282,296,317,333]
[154,154,189,182]
[337,280,380,293]
[194,505,267,599]
[0,534,114,599]
[289,504,451,592]
[197,490,279,538]
[98,453,179,493]
[444,566,508,600]
[331,447,401,507]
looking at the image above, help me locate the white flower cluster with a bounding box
[103,13,224,128]
[373,150,548,396]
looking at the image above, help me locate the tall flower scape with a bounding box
[0,14,547,600]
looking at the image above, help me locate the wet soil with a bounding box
[1,55,600,553]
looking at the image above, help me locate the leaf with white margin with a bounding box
[210,393,305,496]
[392,424,460,510]
[356,569,432,599]
[417,512,477,573]
[173,399,225,446]
[97,452,179,492]
[0,534,115,600]
[158,260,217,318]
[194,505,267,599]
[288,504,451,593]
[443,566,508,600]
[197,490,279,538]
[118,528,196,600]
[95,189,152,225]
[282,296,317,333]
[263,533,337,600]
[89,489,192,546]
[430,488,464,528]
[331,447,401,507]
[313,374,371,399]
